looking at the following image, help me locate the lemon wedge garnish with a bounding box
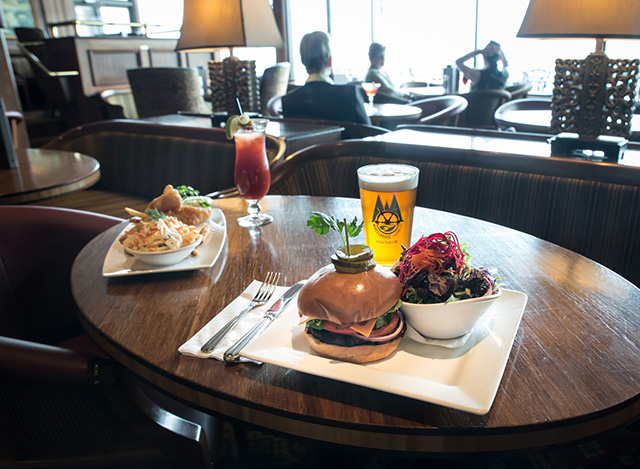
[225,114,251,139]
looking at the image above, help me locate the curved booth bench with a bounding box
[269,133,640,287]
[32,120,286,218]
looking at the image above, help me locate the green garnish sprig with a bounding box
[307,211,364,253]
[146,208,167,220]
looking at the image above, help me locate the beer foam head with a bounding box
[357,164,419,192]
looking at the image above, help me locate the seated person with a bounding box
[282,31,371,125]
[455,41,509,91]
[365,42,411,103]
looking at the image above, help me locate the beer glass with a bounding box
[357,164,419,265]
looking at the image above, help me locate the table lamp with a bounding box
[517,0,640,161]
[176,0,284,116]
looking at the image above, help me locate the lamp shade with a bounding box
[176,0,283,51]
[517,0,640,39]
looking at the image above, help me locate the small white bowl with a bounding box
[124,235,203,267]
[400,289,502,339]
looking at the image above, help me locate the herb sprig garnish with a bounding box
[146,208,167,220]
[307,211,363,253]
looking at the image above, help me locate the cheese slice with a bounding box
[299,316,377,338]
[349,318,376,338]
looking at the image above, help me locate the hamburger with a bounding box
[297,250,405,363]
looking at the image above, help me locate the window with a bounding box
[136,0,184,38]
[288,0,328,81]
[73,0,136,37]
[328,0,371,83]
[286,0,640,95]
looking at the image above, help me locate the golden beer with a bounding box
[357,164,419,266]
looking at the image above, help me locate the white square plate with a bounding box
[102,209,227,277]
[241,289,527,415]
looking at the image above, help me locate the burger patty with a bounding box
[306,321,406,347]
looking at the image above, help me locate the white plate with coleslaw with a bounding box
[102,208,227,277]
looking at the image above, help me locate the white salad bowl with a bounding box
[124,235,203,267]
[400,289,502,339]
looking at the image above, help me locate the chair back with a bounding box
[14,27,72,121]
[494,97,553,133]
[458,89,512,129]
[0,206,121,344]
[506,82,533,100]
[260,62,291,115]
[0,209,215,468]
[412,95,468,126]
[127,67,210,118]
[14,26,47,42]
[100,88,139,119]
[266,94,284,117]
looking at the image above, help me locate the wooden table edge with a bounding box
[0,170,101,205]
[77,306,640,454]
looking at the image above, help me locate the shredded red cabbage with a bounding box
[397,232,466,297]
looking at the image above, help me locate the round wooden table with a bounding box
[0,148,100,204]
[71,196,640,454]
[367,103,422,129]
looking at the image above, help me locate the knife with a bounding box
[223,280,306,364]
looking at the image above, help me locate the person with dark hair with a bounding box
[282,31,371,125]
[455,41,509,91]
[365,42,410,102]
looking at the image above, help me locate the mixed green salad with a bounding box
[392,232,499,304]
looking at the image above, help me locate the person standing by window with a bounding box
[455,41,509,91]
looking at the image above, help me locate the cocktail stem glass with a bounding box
[234,118,273,227]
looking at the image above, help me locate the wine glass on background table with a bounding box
[362,82,381,109]
[234,118,272,227]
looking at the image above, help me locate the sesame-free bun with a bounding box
[304,329,402,363]
[297,264,402,324]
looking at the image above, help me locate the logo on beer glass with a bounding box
[372,194,403,236]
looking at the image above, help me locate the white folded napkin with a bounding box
[179,280,290,361]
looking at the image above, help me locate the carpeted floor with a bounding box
[219,421,640,469]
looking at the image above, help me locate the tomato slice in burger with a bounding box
[322,320,361,336]
[320,311,400,338]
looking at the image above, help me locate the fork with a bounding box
[200,272,280,352]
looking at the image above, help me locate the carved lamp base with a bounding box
[550,50,638,162]
[208,56,259,116]
[550,132,628,162]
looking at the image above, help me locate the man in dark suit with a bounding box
[282,31,371,125]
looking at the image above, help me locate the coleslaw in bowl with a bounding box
[120,212,207,266]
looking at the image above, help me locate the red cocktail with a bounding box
[234,118,273,227]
